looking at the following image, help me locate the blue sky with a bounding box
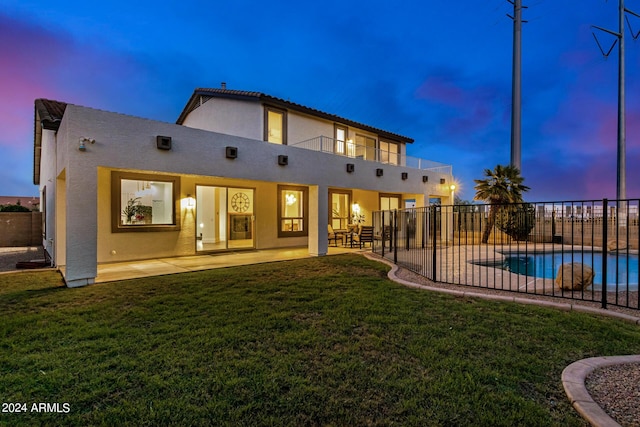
[2,0,639,201]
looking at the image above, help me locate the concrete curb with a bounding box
[364,253,640,427]
[562,355,640,427]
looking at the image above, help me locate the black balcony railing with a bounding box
[372,199,640,310]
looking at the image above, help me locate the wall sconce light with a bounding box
[401,172,408,180]
[440,178,446,184]
[422,175,429,182]
[376,168,384,177]
[78,137,95,151]
[186,194,195,208]
[346,163,355,173]
[226,146,238,159]
[352,203,361,215]
[278,155,288,166]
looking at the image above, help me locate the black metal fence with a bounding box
[372,199,640,310]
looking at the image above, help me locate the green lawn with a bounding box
[1,254,639,426]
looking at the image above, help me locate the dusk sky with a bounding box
[2,0,640,202]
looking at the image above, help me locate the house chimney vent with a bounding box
[221,82,227,90]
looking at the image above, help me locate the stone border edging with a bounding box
[364,253,640,427]
[562,356,640,427]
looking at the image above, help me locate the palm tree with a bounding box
[473,164,530,243]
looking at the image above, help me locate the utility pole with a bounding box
[593,0,640,201]
[507,0,527,172]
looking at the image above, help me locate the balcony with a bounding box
[290,136,452,175]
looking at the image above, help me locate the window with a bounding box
[355,134,376,161]
[380,193,401,229]
[278,185,308,237]
[111,171,180,232]
[380,141,399,165]
[334,125,347,155]
[264,106,287,144]
[329,190,351,230]
[380,194,401,211]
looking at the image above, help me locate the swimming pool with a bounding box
[502,252,639,290]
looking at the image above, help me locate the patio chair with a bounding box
[352,225,374,248]
[328,224,341,247]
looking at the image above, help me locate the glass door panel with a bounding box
[196,186,254,252]
[227,188,254,249]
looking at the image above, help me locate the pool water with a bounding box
[502,252,639,290]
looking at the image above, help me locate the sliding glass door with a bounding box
[196,186,254,252]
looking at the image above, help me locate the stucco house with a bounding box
[33,86,454,287]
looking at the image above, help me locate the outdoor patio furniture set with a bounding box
[328,225,374,248]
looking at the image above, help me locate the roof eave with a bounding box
[33,99,66,186]
[176,88,414,143]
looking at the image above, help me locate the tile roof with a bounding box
[176,88,414,143]
[35,99,67,130]
[34,99,68,185]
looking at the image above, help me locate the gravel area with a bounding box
[391,265,640,426]
[586,364,640,427]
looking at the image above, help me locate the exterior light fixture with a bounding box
[346,163,355,173]
[78,137,95,151]
[450,184,456,191]
[278,155,288,166]
[285,193,297,206]
[422,175,429,183]
[376,168,384,177]
[401,172,408,180]
[440,178,446,184]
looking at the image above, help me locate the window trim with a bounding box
[277,185,308,238]
[111,171,181,233]
[264,105,288,145]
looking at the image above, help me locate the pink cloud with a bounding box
[415,75,466,107]
[415,73,508,139]
[0,12,150,149]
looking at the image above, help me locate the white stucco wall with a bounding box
[287,111,334,144]
[181,97,262,140]
[51,103,452,285]
[39,129,57,258]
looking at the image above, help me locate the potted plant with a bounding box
[122,197,141,224]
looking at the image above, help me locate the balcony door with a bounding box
[196,186,255,252]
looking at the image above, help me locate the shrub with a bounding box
[0,204,31,212]
[495,203,536,241]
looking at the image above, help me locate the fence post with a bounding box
[431,205,437,282]
[405,211,410,251]
[381,211,385,257]
[602,198,608,310]
[393,210,398,264]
